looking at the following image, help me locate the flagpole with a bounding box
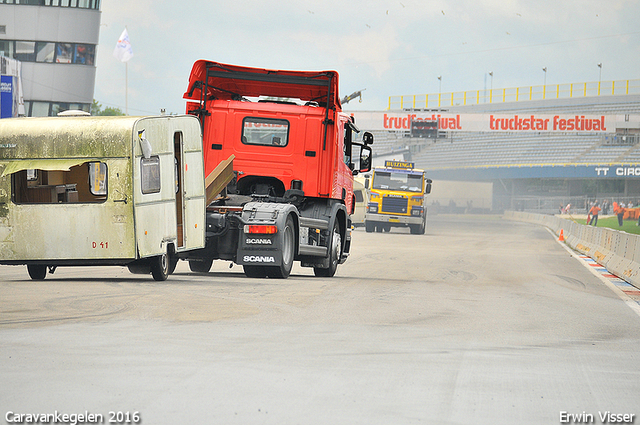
[125,62,128,115]
[125,25,128,116]
[114,27,133,115]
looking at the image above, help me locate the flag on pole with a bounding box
[113,28,133,62]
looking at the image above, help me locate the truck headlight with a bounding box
[368,203,378,213]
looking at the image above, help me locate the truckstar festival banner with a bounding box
[350,112,615,133]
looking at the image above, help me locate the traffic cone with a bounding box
[558,229,564,242]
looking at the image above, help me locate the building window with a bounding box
[15,41,36,62]
[55,43,72,63]
[73,44,94,65]
[36,42,55,63]
[0,40,14,58]
[26,101,90,117]
[0,39,96,66]
[30,102,50,117]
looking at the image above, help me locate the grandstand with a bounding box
[350,83,640,213]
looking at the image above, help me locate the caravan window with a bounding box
[11,161,107,204]
[141,156,161,194]
[89,162,107,195]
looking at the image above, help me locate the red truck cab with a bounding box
[182,60,372,278]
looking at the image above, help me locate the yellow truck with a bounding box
[364,160,431,234]
[351,176,369,227]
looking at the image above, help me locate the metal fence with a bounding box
[508,195,640,216]
[389,79,640,110]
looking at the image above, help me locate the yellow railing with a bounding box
[388,79,640,110]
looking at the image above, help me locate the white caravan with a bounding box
[0,115,205,280]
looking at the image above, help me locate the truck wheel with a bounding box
[314,221,341,277]
[265,215,295,279]
[410,215,426,235]
[365,221,374,233]
[150,250,170,281]
[189,259,213,273]
[27,264,47,280]
[243,265,267,278]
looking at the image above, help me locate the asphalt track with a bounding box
[1,214,639,425]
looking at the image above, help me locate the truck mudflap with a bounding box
[236,201,298,267]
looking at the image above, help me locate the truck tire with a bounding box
[189,259,213,273]
[265,215,295,279]
[27,264,47,280]
[410,215,426,235]
[365,221,374,233]
[314,221,341,277]
[150,250,170,281]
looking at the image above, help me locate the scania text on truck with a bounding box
[365,160,431,234]
[181,60,373,278]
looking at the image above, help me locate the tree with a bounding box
[91,99,125,116]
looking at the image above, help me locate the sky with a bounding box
[94,0,640,116]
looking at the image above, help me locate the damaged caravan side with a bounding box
[0,115,206,280]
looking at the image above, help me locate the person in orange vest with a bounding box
[613,201,624,227]
[588,202,601,226]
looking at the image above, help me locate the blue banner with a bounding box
[1,75,14,118]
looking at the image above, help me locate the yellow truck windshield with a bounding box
[372,171,423,193]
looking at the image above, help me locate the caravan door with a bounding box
[173,122,205,251]
[132,116,204,258]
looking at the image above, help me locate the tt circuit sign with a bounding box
[427,164,640,181]
[595,166,640,177]
[351,111,614,133]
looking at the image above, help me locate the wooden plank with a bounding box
[205,155,235,205]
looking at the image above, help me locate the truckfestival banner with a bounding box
[350,111,616,133]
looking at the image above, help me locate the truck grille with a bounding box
[381,196,408,214]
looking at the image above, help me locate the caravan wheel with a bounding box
[150,250,170,281]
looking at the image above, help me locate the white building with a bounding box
[0,0,100,116]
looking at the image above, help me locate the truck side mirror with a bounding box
[425,178,432,194]
[362,131,374,145]
[359,145,372,173]
[364,177,370,189]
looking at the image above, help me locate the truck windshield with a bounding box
[372,171,423,193]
